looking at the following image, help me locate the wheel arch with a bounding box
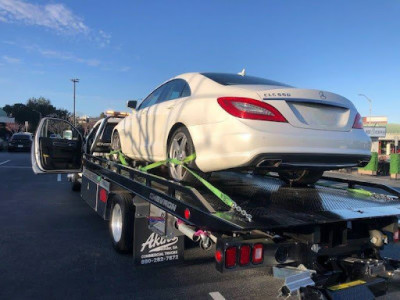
[166,122,186,149]
[111,127,123,151]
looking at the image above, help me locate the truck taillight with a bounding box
[239,245,251,266]
[225,247,237,268]
[217,97,287,122]
[99,188,108,203]
[252,243,264,264]
[215,249,223,263]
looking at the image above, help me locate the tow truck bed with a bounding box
[85,154,400,232]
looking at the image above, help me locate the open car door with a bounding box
[32,118,83,174]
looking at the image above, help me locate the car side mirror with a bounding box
[127,100,137,110]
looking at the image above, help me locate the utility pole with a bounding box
[358,93,372,121]
[71,78,79,126]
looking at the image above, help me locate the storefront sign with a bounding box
[364,126,386,138]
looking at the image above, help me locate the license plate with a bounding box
[18,145,23,148]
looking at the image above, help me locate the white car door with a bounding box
[134,85,166,160]
[145,79,190,161]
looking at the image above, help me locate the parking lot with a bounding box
[1,151,399,299]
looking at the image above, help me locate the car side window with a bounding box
[181,83,191,98]
[157,79,190,104]
[138,85,166,110]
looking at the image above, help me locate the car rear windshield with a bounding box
[12,134,30,140]
[201,72,290,87]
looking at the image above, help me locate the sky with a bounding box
[0,0,399,121]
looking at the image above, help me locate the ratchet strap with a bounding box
[108,150,252,222]
[317,183,376,197]
[109,150,129,166]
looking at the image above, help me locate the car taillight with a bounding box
[225,246,237,268]
[239,245,251,266]
[353,113,363,129]
[394,230,400,243]
[252,243,264,264]
[217,97,287,122]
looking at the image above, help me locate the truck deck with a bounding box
[85,154,400,232]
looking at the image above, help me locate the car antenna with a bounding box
[238,68,246,76]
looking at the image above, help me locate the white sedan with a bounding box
[112,72,371,185]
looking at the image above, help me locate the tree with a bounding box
[2,97,71,133]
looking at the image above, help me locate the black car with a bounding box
[8,133,33,152]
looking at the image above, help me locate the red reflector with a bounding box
[352,113,363,129]
[215,250,223,263]
[99,188,108,203]
[394,230,400,243]
[217,97,287,122]
[225,247,237,268]
[239,245,251,266]
[252,243,264,264]
[184,208,191,220]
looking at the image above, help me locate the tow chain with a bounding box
[108,150,253,222]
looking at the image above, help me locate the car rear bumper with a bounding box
[246,153,371,170]
[8,144,32,151]
[188,119,371,172]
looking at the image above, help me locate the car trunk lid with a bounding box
[235,85,354,131]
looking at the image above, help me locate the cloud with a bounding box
[25,45,100,67]
[2,55,21,64]
[0,0,111,45]
[0,0,88,34]
[97,30,111,48]
[120,66,131,72]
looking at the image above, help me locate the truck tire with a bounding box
[71,180,81,192]
[109,193,135,253]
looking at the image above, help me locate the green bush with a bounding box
[390,153,400,174]
[360,152,378,171]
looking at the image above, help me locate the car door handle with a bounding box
[166,106,174,110]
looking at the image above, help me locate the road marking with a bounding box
[0,160,10,166]
[57,174,61,182]
[209,292,226,300]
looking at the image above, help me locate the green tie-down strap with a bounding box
[109,150,252,222]
[109,150,129,166]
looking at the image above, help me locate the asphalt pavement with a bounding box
[0,152,399,299]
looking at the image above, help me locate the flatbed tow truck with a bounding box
[32,116,400,299]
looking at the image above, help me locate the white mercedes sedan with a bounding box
[112,72,371,185]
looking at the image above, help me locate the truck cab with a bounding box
[32,113,126,190]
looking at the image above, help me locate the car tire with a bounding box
[111,131,121,151]
[278,170,324,186]
[109,193,135,253]
[167,126,208,184]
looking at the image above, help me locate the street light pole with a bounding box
[358,93,372,120]
[71,78,79,127]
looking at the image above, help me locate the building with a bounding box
[378,123,400,156]
[0,108,15,140]
[0,108,15,124]
[362,116,400,157]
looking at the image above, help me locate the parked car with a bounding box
[8,132,33,152]
[0,137,7,151]
[112,72,371,185]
